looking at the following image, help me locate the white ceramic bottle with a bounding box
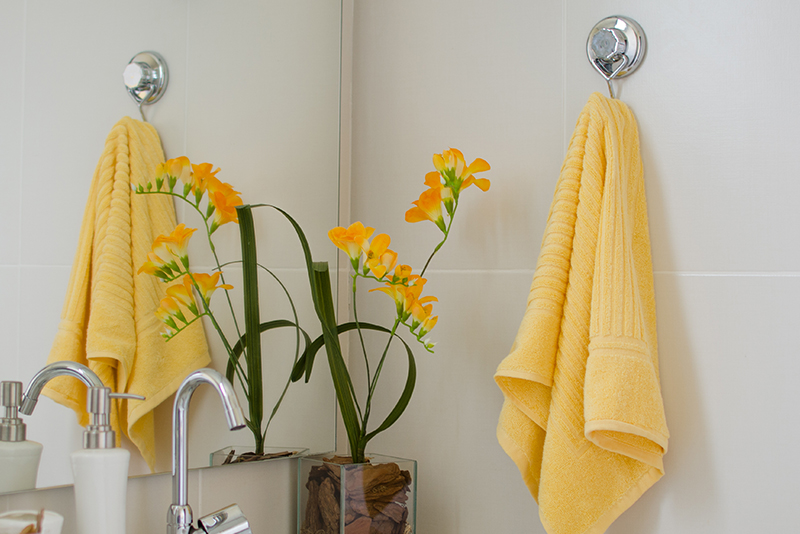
[0,381,43,493]
[71,387,143,534]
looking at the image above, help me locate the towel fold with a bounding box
[43,117,210,471]
[494,93,669,534]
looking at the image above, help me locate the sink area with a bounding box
[0,457,301,534]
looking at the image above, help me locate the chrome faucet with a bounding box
[168,368,252,534]
[20,361,104,415]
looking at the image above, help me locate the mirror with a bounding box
[0,0,342,491]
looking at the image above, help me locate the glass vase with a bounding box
[297,452,417,534]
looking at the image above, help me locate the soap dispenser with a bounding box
[71,387,143,534]
[0,381,43,492]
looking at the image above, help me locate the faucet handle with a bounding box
[198,505,252,534]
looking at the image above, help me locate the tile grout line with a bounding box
[183,0,190,159]
[6,265,800,278]
[561,0,567,156]
[15,0,29,380]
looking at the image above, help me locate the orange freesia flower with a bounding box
[205,175,241,200]
[155,296,187,326]
[138,235,179,278]
[400,278,428,317]
[371,276,432,321]
[419,315,438,337]
[163,224,197,265]
[371,249,398,280]
[191,163,221,194]
[139,226,195,278]
[166,275,199,316]
[360,233,397,279]
[190,272,233,304]
[210,192,240,230]
[433,148,491,194]
[370,283,406,314]
[405,186,446,232]
[158,156,192,185]
[391,264,413,285]
[151,236,176,267]
[328,222,375,262]
[138,251,169,277]
[207,180,243,232]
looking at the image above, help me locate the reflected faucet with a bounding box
[168,368,252,534]
[20,361,104,415]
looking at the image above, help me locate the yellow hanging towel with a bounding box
[43,117,210,471]
[495,93,669,534]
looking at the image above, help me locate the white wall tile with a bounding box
[20,0,189,266]
[0,0,24,266]
[566,1,800,272]
[351,0,564,273]
[184,0,341,270]
[644,273,800,534]
[0,268,20,380]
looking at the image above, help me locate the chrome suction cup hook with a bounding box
[587,16,646,99]
[123,51,169,122]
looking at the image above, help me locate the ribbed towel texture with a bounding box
[43,117,210,471]
[494,93,669,534]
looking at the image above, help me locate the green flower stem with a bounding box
[187,272,249,397]
[255,263,303,441]
[164,313,207,337]
[136,189,246,349]
[362,318,400,431]
[420,200,458,278]
[352,273,372,393]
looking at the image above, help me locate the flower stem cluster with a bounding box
[137,223,233,339]
[328,223,437,351]
[405,148,491,276]
[135,156,243,237]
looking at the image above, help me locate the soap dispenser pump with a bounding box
[0,381,43,492]
[71,387,143,534]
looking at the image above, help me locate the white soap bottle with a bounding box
[0,381,43,493]
[71,387,143,534]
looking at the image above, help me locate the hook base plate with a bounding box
[124,51,168,106]
[587,16,646,80]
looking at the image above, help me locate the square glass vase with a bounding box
[210,446,309,467]
[297,452,417,534]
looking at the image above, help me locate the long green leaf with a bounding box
[290,320,417,459]
[361,338,416,447]
[227,319,312,382]
[291,322,393,383]
[236,205,263,451]
[312,263,362,459]
[249,205,372,460]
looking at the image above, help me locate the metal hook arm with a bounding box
[137,85,156,122]
[593,54,629,99]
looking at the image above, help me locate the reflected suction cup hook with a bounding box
[123,51,168,122]
[587,16,646,99]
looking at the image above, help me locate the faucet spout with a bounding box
[169,368,246,534]
[20,361,104,415]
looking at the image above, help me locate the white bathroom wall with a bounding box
[348,1,800,533]
[0,0,341,489]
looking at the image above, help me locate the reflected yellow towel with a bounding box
[495,93,669,534]
[43,117,210,471]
